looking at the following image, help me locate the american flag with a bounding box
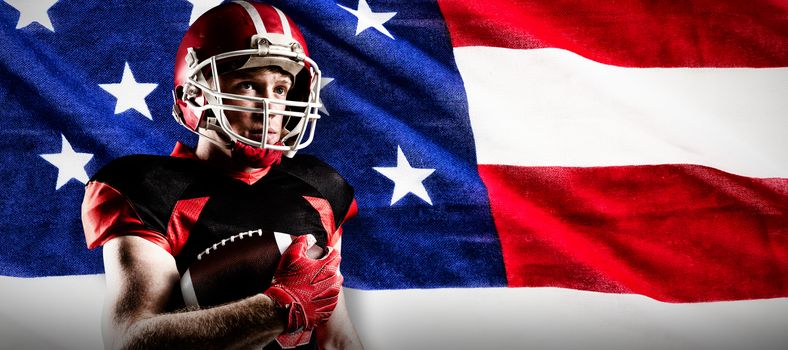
[1,0,786,349]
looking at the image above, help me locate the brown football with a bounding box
[180,230,322,308]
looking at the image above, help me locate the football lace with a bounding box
[196,229,265,261]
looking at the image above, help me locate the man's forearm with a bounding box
[317,289,364,350]
[111,293,284,350]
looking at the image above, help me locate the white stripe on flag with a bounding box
[0,275,105,350]
[344,287,788,350]
[2,275,788,349]
[455,47,788,178]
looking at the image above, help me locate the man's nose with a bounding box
[251,90,276,108]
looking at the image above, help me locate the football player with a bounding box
[81,1,362,349]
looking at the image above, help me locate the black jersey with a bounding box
[82,146,354,350]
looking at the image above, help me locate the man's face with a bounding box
[218,66,293,145]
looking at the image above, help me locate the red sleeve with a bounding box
[330,198,358,248]
[344,198,358,222]
[81,181,172,253]
[302,197,358,248]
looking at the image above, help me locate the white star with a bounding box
[187,0,223,25]
[99,62,158,120]
[5,0,58,31]
[337,0,397,39]
[40,134,93,190]
[319,77,334,115]
[374,146,435,205]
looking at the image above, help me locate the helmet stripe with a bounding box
[272,6,292,38]
[232,0,267,34]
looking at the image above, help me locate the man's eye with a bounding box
[274,86,287,95]
[239,82,254,90]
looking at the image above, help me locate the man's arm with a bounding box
[315,237,364,350]
[316,288,363,350]
[102,235,285,350]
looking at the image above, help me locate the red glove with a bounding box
[264,235,343,334]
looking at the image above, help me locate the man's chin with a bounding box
[243,134,279,146]
[266,135,281,145]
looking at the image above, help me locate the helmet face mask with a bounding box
[172,1,322,157]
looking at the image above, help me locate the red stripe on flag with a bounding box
[437,0,788,67]
[479,164,788,302]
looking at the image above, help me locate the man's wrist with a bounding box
[264,286,304,333]
[260,291,289,333]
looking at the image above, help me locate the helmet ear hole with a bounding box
[175,85,185,100]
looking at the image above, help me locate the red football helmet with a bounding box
[172,0,322,157]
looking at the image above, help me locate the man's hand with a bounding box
[264,235,343,333]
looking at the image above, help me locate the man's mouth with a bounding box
[246,130,279,143]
